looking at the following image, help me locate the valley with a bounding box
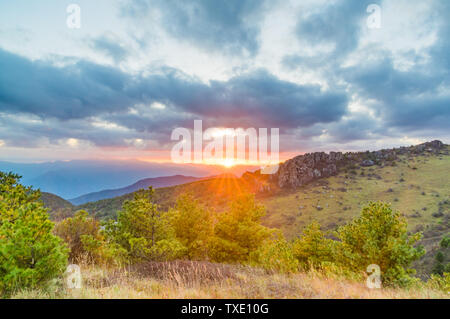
[40,141,450,278]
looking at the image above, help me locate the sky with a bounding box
[0,0,449,164]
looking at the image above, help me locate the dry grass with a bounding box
[11,261,449,299]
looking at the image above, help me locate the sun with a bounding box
[221,158,235,168]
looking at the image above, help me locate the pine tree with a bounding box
[292,222,335,270]
[209,194,272,263]
[336,201,424,286]
[170,194,213,260]
[0,172,68,296]
[104,187,184,262]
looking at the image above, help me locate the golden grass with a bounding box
[262,152,450,237]
[11,261,449,299]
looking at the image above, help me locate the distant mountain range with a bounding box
[0,160,257,199]
[69,175,204,205]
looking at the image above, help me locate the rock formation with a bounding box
[271,140,445,189]
[271,152,343,188]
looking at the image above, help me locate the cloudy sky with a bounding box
[0,0,449,163]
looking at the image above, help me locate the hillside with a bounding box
[75,141,449,277]
[261,147,449,278]
[77,174,258,218]
[69,175,204,205]
[40,192,75,220]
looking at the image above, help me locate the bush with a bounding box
[431,235,449,276]
[251,234,298,273]
[209,194,272,263]
[435,251,445,263]
[335,201,424,287]
[427,273,450,293]
[440,236,450,248]
[0,172,68,296]
[432,262,445,276]
[54,210,102,264]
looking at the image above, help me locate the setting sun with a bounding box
[221,158,235,168]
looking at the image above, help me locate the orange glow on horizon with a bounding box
[134,154,294,168]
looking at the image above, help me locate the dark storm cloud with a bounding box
[294,0,376,63]
[0,49,133,120]
[0,114,136,148]
[325,114,381,143]
[0,48,349,147]
[174,69,349,129]
[121,0,266,56]
[342,57,450,131]
[429,1,450,71]
[343,58,441,100]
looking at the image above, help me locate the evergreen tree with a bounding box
[336,201,424,286]
[104,187,184,262]
[431,236,449,276]
[292,222,335,270]
[209,194,272,263]
[0,172,68,295]
[170,194,213,260]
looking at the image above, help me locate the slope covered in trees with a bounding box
[1,172,449,297]
[72,144,450,277]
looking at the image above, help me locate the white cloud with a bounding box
[151,102,166,110]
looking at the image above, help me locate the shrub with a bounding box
[427,273,450,293]
[432,262,445,276]
[0,172,68,296]
[209,194,272,263]
[251,234,298,273]
[435,251,445,263]
[431,235,449,276]
[335,201,424,287]
[440,236,450,248]
[54,210,102,263]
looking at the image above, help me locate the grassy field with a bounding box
[11,261,449,299]
[261,151,450,277]
[262,152,449,236]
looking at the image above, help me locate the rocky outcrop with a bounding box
[360,159,375,167]
[271,152,344,188]
[397,140,444,155]
[271,140,445,189]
